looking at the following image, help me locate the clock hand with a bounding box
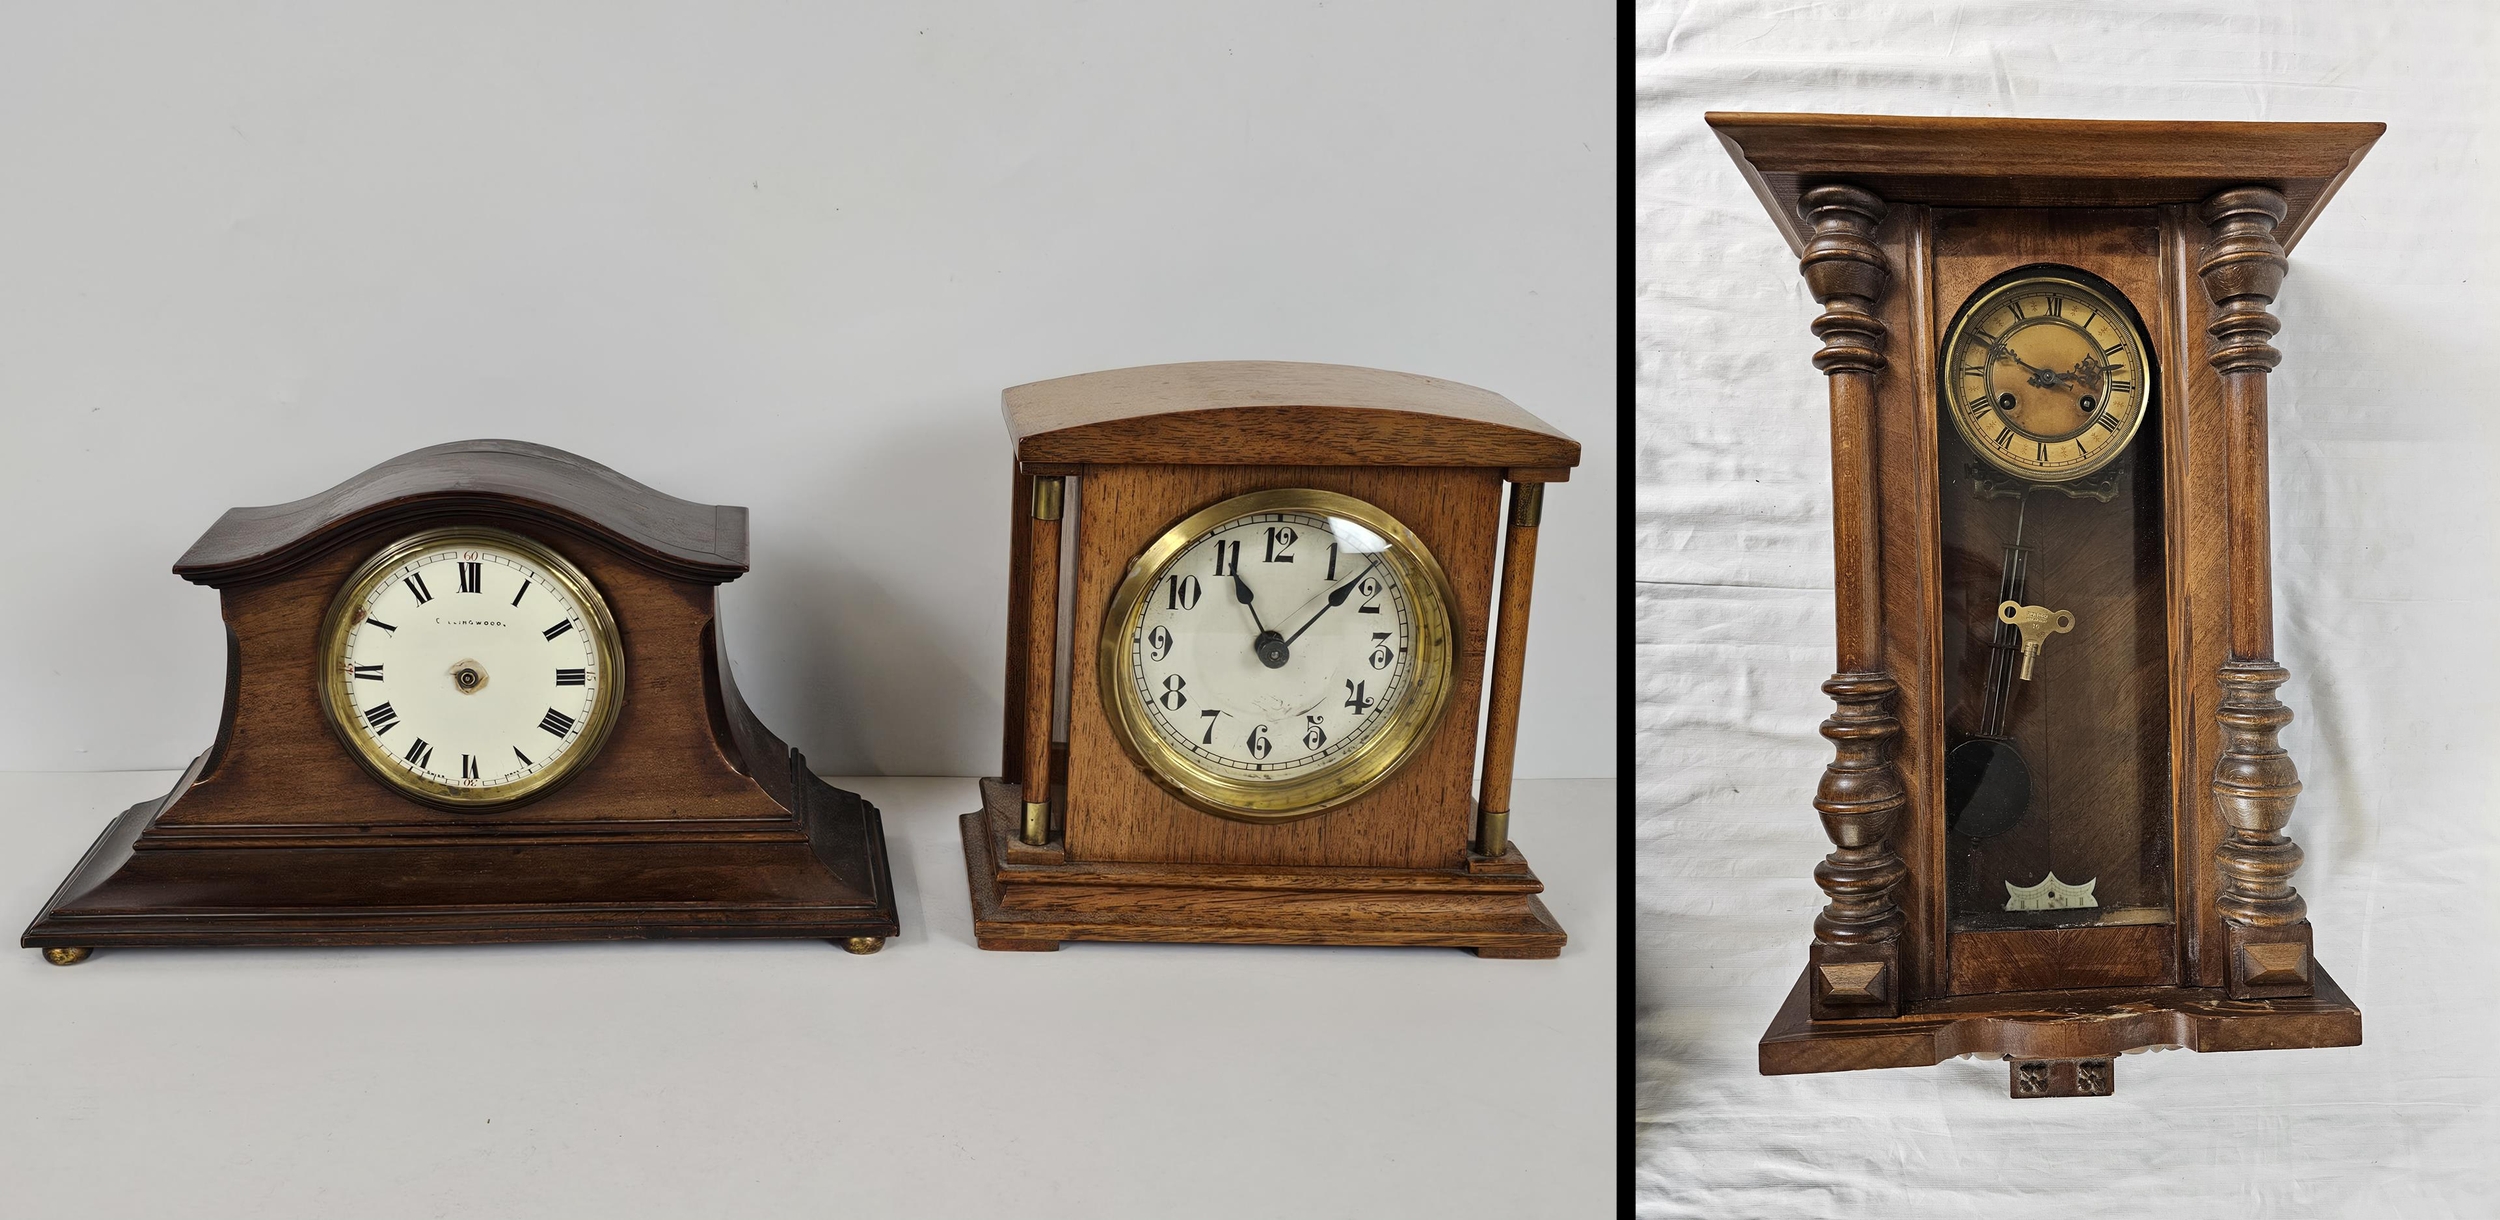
[1281,559,1380,650]
[1231,572,1271,636]
[1234,572,1293,669]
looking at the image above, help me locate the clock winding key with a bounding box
[1997,600,2075,680]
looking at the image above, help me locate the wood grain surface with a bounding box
[1004,361,1580,470]
[174,439,748,587]
[1706,112,2383,257]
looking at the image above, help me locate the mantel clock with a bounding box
[961,361,1577,955]
[24,440,899,961]
[1710,113,2380,1095]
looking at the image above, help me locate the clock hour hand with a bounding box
[1234,572,1292,669]
[1281,559,1380,650]
[1231,572,1271,635]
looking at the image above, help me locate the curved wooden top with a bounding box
[174,439,748,588]
[1003,361,1579,472]
[1707,112,2384,256]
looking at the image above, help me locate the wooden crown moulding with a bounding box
[23,440,898,954]
[174,439,749,588]
[1706,112,2384,257]
[1718,114,2371,1089]
[1003,360,1581,472]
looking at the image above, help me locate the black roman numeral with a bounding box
[351,664,384,681]
[2103,342,2124,356]
[1993,423,2016,449]
[2036,440,2049,463]
[511,580,531,607]
[458,561,482,593]
[403,572,433,604]
[365,617,396,634]
[539,708,577,737]
[513,746,534,766]
[2046,294,2064,317]
[2108,380,2135,395]
[543,620,574,641]
[363,702,399,735]
[555,668,586,686]
[404,737,434,770]
[460,754,479,780]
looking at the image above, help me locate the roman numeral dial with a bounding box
[320,529,624,810]
[1940,268,2153,484]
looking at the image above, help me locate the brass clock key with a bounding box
[1997,600,2075,680]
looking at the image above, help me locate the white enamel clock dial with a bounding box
[319,528,624,809]
[1101,489,1455,822]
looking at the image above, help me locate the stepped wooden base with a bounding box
[1759,962,2360,1081]
[960,777,1564,956]
[22,768,900,954]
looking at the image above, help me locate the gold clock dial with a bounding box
[1941,269,2153,482]
[317,527,625,810]
[1098,489,1457,823]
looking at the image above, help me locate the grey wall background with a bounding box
[0,3,1616,777]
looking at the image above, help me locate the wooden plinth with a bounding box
[960,777,1564,956]
[1759,963,2359,1076]
[23,766,899,950]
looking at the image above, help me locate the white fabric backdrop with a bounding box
[1636,2,2499,1215]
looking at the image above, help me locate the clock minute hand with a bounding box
[1281,559,1379,649]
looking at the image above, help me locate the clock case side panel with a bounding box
[23,495,898,950]
[1063,463,1501,870]
[1870,204,1949,1004]
[2162,205,2233,991]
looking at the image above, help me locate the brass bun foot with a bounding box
[41,947,92,966]
[840,936,886,955]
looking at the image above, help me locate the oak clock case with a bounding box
[23,440,899,962]
[1709,112,2379,1096]
[961,360,1579,955]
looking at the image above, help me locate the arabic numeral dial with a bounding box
[1115,493,1453,821]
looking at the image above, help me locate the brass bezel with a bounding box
[1941,266,2154,484]
[317,526,627,812]
[1097,488,1458,824]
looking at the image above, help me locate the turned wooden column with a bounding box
[1798,184,1909,1019]
[2197,186,2315,1000]
[1473,480,1544,857]
[1019,475,1066,845]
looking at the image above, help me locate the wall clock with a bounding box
[960,360,1578,955]
[1709,113,2381,1095]
[23,440,899,962]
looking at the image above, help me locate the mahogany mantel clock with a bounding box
[960,361,1578,955]
[1710,114,2381,1095]
[23,440,899,961]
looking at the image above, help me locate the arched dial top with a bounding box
[1098,489,1458,823]
[1942,268,2154,483]
[318,527,626,810]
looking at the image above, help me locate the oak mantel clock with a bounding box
[24,440,899,961]
[960,360,1577,955]
[1710,113,2380,1095]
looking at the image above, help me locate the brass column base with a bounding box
[41,946,92,966]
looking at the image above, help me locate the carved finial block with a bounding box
[2198,186,2289,375]
[1798,184,1891,377]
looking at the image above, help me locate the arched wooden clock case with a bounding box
[1710,114,2380,1095]
[22,440,899,959]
